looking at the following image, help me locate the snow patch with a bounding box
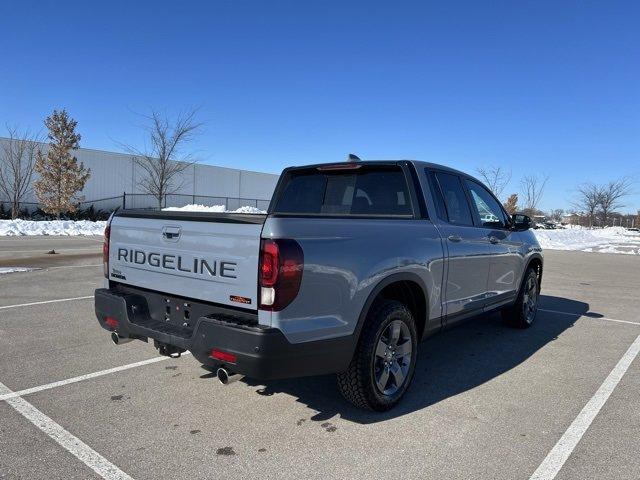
[533,226,640,255]
[0,220,106,236]
[0,267,37,274]
[162,204,266,214]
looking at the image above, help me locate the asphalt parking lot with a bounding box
[1,236,639,480]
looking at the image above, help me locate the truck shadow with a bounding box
[243,295,597,424]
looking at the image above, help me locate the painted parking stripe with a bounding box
[0,355,185,401]
[0,381,133,480]
[0,295,93,310]
[539,308,640,326]
[529,333,640,480]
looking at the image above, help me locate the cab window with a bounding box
[465,180,507,228]
[432,172,474,226]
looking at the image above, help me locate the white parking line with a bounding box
[0,355,182,401]
[0,381,133,480]
[539,308,640,326]
[0,295,93,310]
[529,333,640,480]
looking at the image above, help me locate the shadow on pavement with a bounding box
[243,295,595,424]
[539,295,604,318]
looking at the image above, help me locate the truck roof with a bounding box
[286,159,472,179]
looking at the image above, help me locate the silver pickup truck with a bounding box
[95,160,542,411]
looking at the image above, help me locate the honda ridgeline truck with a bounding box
[95,160,542,411]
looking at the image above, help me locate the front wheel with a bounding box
[337,300,418,411]
[502,267,539,328]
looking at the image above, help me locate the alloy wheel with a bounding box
[373,320,413,396]
[522,275,538,324]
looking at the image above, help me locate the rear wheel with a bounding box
[502,267,539,328]
[337,300,418,411]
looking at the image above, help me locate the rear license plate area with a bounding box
[163,297,194,330]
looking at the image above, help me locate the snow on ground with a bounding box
[163,204,266,214]
[0,267,37,274]
[0,219,107,236]
[533,226,640,255]
[1,213,636,257]
[0,206,264,236]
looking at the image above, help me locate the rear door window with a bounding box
[432,172,474,226]
[427,171,448,221]
[273,166,413,216]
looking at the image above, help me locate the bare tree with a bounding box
[121,109,202,209]
[0,126,42,218]
[549,208,564,223]
[572,182,601,228]
[598,177,632,226]
[520,174,549,215]
[476,165,511,199]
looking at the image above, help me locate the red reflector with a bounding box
[105,316,119,329]
[210,349,237,363]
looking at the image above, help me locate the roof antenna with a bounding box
[347,153,361,162]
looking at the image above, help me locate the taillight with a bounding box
[103,223,111,278]
[259,239,303,311]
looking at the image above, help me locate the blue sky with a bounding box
[1,1,638,212]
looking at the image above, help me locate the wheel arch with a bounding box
[524,254,544,289]
[354,272,430,341]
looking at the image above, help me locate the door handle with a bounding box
[447,235,462,243]
[488,236,500,244]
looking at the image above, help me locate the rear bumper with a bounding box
[94,288,354,380]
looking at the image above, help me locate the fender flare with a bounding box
[353,272,430,341]
[521,252,544,292]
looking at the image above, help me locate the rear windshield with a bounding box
[272,165,413,216]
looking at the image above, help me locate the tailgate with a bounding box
[108,211,266,309]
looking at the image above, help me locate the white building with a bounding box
[0,138,280,212]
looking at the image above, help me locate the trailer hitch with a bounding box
[154,340,186,358]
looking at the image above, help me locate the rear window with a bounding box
[273,165,413,216]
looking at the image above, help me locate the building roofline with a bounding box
[0,136,279,176]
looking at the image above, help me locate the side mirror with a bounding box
[511,213,533,231]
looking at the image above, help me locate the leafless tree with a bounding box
[548,208,564,223]
[476,165,511,199]
[572,182,601,228]
[121,109,203,209]
[520,173,549,215]
[598,177,632,226]
[0,126,42,218]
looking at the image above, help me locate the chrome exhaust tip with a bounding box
[111,332,133,345]
[217,367,243,385]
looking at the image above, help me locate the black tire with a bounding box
[502,267,539,329]
[337,300,418,411]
